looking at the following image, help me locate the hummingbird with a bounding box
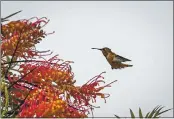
[92,47,133,69]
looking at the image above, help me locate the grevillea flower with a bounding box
[1,16,117,118]
[1,17,49,59]
[17,87,87,118]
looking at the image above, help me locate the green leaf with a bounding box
[6,56,11,63]
[148,105,161,118]
[139,108,143,118]
[114,114,120,118]
[1,10,22,22]
[153,106,164,118]
[145,112,150,118]
[129,109,135,118]
[115,105,172,119]
[158,108,173,116]
[1,86,9,117]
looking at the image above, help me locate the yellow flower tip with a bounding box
[58,72,62,76]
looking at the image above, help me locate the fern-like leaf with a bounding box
[129,109,135,118]
[139,108,143,118]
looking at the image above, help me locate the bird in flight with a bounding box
[92,47,133,69]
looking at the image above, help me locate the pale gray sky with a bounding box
[1,1,173,117]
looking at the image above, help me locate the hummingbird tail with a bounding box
[111,63,133,69]
[127,64,133,67]
[121,64,133,68]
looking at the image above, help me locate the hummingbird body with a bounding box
[92,47,133,69]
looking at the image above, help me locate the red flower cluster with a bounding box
[1,16,117,118]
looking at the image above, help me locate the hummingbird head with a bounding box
[91,47,111,51]
[91,47,111,57]
[102,47,111,52]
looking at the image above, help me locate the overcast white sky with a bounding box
[1,1,173,117]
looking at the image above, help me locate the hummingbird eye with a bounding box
[103,48,107,50]
[102,49,107,52]
[103,47,110,52]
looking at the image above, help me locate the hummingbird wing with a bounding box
[113,54,131,62]
[105,53,133,69]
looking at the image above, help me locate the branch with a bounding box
[1,66,37,96]
[7,67,37,90]
[5,32,22,79]
[2,60,64,66]
[2,60,48,65]
[1,10,22,22]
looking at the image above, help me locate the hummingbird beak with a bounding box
[91,48,102,50]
